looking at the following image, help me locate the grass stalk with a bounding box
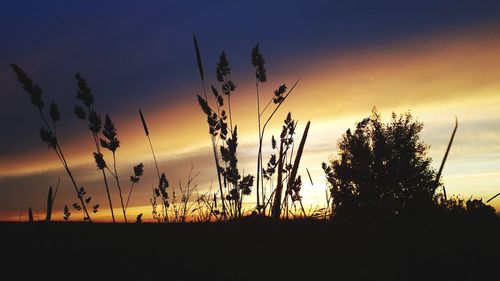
[140,109,161,180]
[271,136,285,219]
[257,79,300,214]
[126,163,144,212]
[192,35,227,217]
[10,64,92,221]
[45,179,59,222]
[284,121,310,217]
[435,117,458,201]
[112,152,127,222]
[255,80,263,213]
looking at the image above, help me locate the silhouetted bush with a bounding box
[435,195,497,220]
[323,109,440,220]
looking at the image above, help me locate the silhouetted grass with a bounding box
[10,64,94,221]
[170,166,200,222]
[193,40,309,219]
[435,117,458,201]
[138,109,173,222]
[45,179,59,222]
[139,109,161,180]
[100,114,128,222]
[125,163,144,212]
[74,73,114,222]
[266,113,311,219]
[193,35,227,218]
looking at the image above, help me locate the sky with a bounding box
[1,1,500,221]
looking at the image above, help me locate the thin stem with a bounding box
[256,80,262,213]
[201,78,208,102]
[228,93,233,132]
[257,79,300,213]
[201,80,227,218]
[82,106,117,222]
[52,178,61,202]
[39,109,91,221]
[125,182,135,211]
[261,79,300,136]
[58,149,92,220]
[113,152,127,223]
[147,135,161,180]
[259,96,274,117]
[101,169,115,223]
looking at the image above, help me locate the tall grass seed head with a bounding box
[75,73,94,107]
[93,152,107,170]
[251,44,267,83]
[9,63,44,109]
[49,102,61,122]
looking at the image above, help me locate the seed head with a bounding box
[49,102,61,123]
[251,44,267,83]
[9,63,44,109]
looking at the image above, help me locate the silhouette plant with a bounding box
[63,205,71,221]
[171,166,200,222]
[136,213,143,223]
[487,193,500,203]
[251,45,300,215]
[139,110,161,179]
[45,178,60,222]
[125,163,144,212]
[282,119,310,218]
[138,109,172,222]
[436,195,497,218]
[263,113,311,219]
[10,64,94,221]
[74,73,115,222]
[152,173,170,222]
[28,207,33,222]
[322,109,441,220]
[100,114,128,222]
[192,35,227,218]
[434,117,458,201]
[195,186,225,222]
[196,96,254,218]
[193,39,306,218]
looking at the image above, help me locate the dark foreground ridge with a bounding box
[2,217,499,280]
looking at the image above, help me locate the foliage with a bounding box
[323,109,438,220]
[10,64,94,221]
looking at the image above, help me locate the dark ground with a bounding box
[1,216,499,280]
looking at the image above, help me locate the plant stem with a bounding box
[147,135,161,180]
[257,79,300,214]
[101,169,115,223]
[255,80,262,214]
[113,152,127,222]
[125,182,135,211]
[211,135,227,217]
[272,138,285,219]
[435,117,458,201]
[39,110,91,221]
[228,93,233,132]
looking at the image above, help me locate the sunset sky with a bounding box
[1,1,500,221]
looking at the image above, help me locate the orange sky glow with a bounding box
[2,25,500,221]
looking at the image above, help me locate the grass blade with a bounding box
[139,109,149,136]
[435,117,458,201]
[193,35,204,82]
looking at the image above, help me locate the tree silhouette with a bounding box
[323,109,439,220]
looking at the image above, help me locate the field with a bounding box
[2,216,499,280]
